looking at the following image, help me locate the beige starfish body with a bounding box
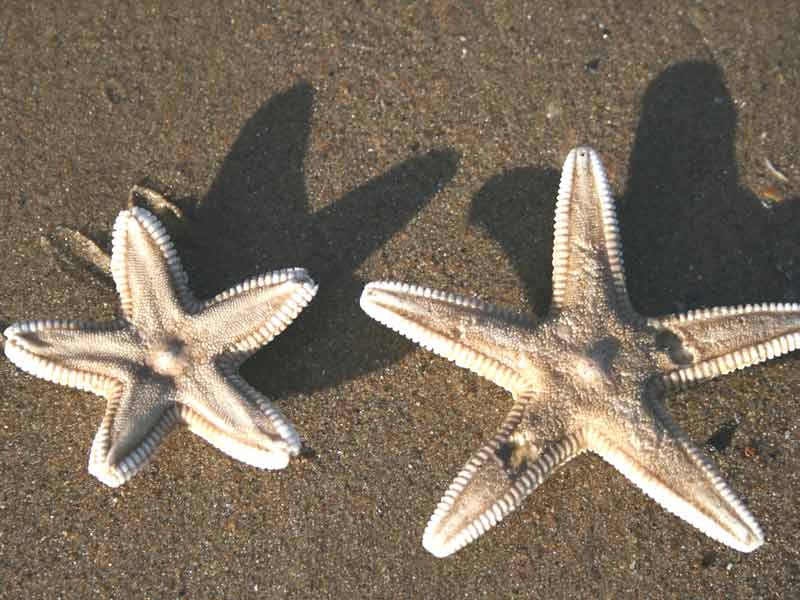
[361,147,800,557]
[5,206,317,487]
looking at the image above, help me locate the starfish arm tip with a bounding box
[254,450,292,470]
[3,323,17,340]
[695,508,764,553]
[359,280,382,310]
[734,526,765,553]
[219,438,295,471]
[88,462,128,488]
[422,527,457,558]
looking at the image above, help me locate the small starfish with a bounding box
[361,146,800,557]
[4,205,317,487]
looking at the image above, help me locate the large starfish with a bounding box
[361,146,800,557]
[4,206,317,487]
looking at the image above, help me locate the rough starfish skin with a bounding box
[361,146,800,557]
[4,206,317,487]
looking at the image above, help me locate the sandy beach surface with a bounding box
[1,2,799,598]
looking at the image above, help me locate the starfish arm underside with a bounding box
[192,268,318,359]
[110,207,199,327]
[585,391,763,553]
[88,376,179,487]
[550,147,633,317]
[177,364,301,470]
[423,398,587,557]
[360,281,535,393]
[651,302,800,388]
[4,320,142,395]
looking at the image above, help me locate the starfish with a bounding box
[361,146,800,557]
[4,205,317,487]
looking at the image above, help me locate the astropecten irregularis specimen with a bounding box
[4,205,317,487]
[361,146,800,557]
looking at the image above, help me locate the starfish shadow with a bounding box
[621,61,800,314]
[469,166,560,315]
[470,61,800,320]
[175,82,458,399]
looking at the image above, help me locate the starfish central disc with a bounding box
[570,354,609,389]
[148,338,191,377]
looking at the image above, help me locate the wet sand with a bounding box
[1,2,799,598]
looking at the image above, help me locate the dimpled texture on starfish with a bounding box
[361,146,800,557]
[4,206,317,487]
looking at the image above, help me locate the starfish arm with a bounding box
[423,399,587,557]
[549,147,634,317]
[651,302,800,388]
[4,320,142,395]
[177,364,301,471]
[88,376,179,487]
[360,281,536,393]
[191,268,317,360]
[586,389,763,553]
[110,207,199,327]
